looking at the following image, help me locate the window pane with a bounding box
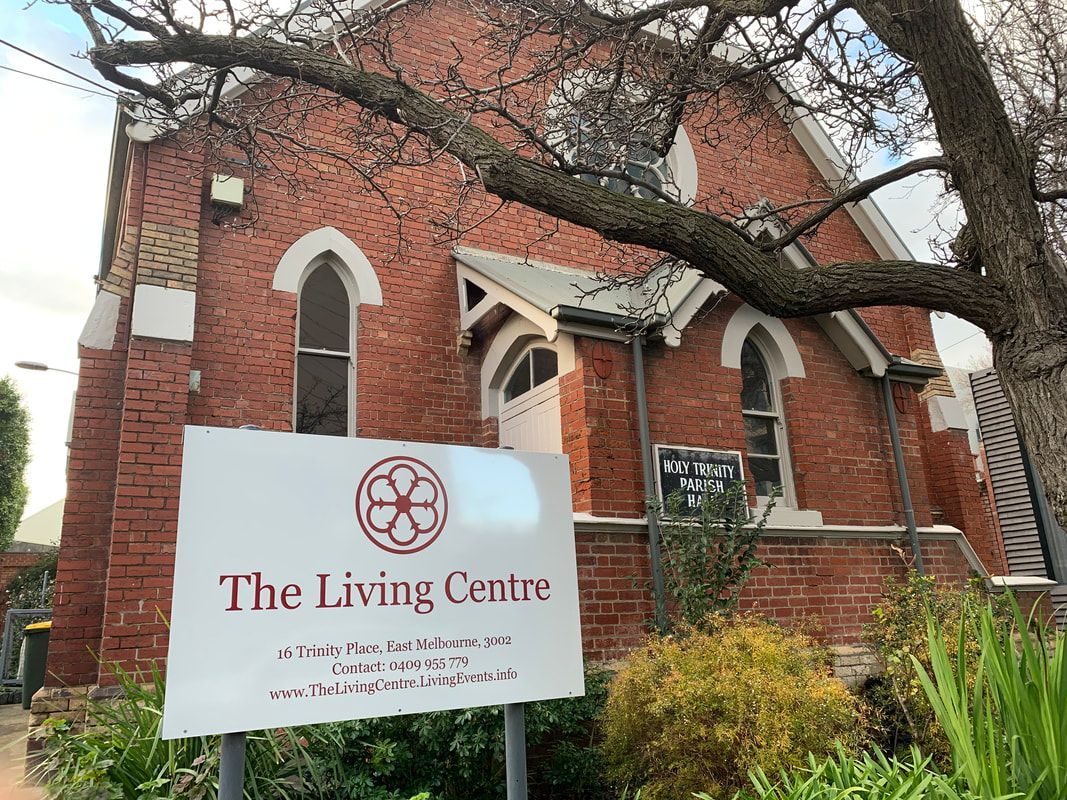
[532,349,558,387]
[503,354,532,402]
[295,353,348,436]
[748,456,782,498]
[744,415,778,455]
[299,265,349,351]
[740,340,772,411]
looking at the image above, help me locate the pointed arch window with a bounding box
[296,262,353,436]
[740,337,795,506]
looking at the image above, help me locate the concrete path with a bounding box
[0,704,43,799]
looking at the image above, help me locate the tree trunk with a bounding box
[860,0,1067,528]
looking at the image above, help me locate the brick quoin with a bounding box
[45,0,1007,686]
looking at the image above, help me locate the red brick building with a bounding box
[40,1,1013,715]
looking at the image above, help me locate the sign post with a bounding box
[504,703,527,800]
[218,731,246,800]
[164,427,584,794]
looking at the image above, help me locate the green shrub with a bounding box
[308,666,612,799]
[601,616,860,800]
[656,484,770,630]
[730,746,976,800]
[861,572,1007,762]
[917,595,1067,800]
[5,548,58,610]
[33,662,340,799]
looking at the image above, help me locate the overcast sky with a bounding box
[0,3,992,520]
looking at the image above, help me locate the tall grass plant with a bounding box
[32,662,340,799]
[915,597,1066,800]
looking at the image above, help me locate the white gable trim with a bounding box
[457,263,560,341]
[721,304,806,378]
[273,226,383,305]
[815,311,891,377]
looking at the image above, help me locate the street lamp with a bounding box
[15,361,78,377]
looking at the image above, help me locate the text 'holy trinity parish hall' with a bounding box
[38,0,1034,719]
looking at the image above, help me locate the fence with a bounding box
[0,608,51,686]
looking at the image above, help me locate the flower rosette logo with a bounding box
[355,456,448,554]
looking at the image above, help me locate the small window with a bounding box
[503,348,559,403]
[295,264,352,436]
[740,339,789,501]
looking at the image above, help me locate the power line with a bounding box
[0,63,116,99]
[940,329,985,352]
[0,37,120,96]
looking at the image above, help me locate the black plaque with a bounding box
[654,445,745,516]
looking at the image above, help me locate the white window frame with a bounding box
[294,257,356,437]
[741,334,798,510]
[499,344,560,409]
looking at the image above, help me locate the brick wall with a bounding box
[576,529,977,663]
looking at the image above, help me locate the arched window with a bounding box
[740,338,795,506]
[499,345,562,453]
[295,262,352,436]
[503,348,559,403]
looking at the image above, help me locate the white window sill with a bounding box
[752,507,824,527]
[987,575,1058,590]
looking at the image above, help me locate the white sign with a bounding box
[161,426,584,739]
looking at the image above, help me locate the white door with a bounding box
[499,379,562,453]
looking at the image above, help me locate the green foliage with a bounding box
[33,662,340,799]
[308,666,612,799]
[861,572,1008,761]
[6,547,58,609]
[915,595,1067,800]
[0,376,31,552]
[601,615,860,800]
[655,483,771,630]
[729,746,977,800]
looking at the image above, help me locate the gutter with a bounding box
[549,303,671,627]
[880,373,925,575]
[631,336,669,632]
[98,104,133,284]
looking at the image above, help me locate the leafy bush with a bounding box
[33,662,340,799]
[6,548,58,610]
[729,746,976,800]
[656,484,770,629]
[0,376,30,552]
[861,572,1007,761]
[601,616,860,800]
[917,596,1067,800]
[308,666,612,800]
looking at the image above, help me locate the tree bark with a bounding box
[857,0,1067,529]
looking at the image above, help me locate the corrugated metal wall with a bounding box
[971,368,1067,622]
[971,369,1048,576]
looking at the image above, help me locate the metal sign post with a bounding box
[504,702,528,800]
[217,424,261,800]
[219,731,247,800]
